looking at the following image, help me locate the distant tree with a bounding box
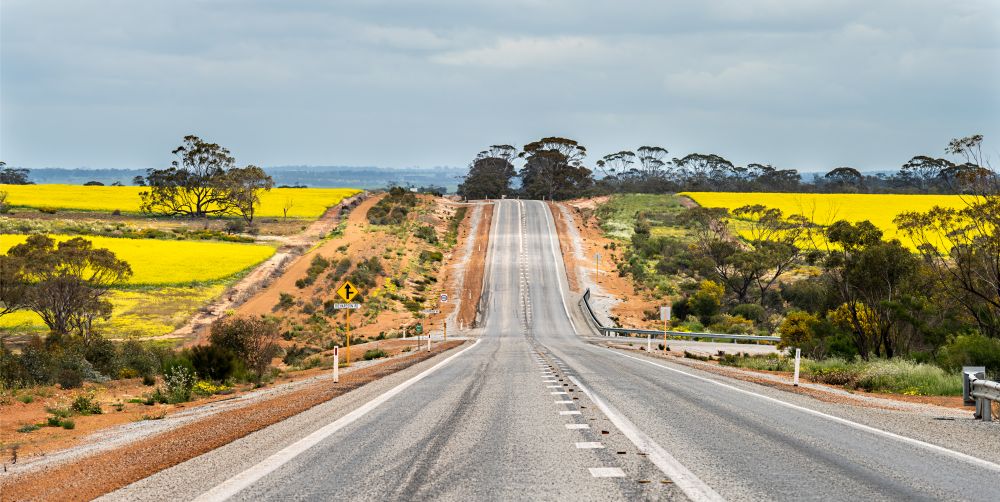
[519,137,592,200]
[227,165,274,225]
[673,153,735,189]
[132,175,146,186]
[746,164,801,191]
[457,145,517,199]
[896,156,949,192]
[140,135,238,218]
[84,181,104,186]
[0,161,31,185]
[7,235,132,341]
[636,146,669,178]
[595,151,636,180]
[823,167,864,190]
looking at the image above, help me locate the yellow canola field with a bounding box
[0,184,361,219]
[681,192,971,244]
[0,234,275,285]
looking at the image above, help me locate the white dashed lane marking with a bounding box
[576,442,604,449]
[589,467,626,478]
[559,410,582,415]
[565,424,589,429]
[554,400,574,404]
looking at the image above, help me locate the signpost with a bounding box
[595,252,601,284]
[660,306,671,354]
[336,280,360,366]
[440,293,448,303]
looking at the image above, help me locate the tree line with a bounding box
[618,135,999,371]
[457,134,993,200]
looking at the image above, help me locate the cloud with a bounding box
[432,36,613,69]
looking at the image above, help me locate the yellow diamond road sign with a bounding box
[337,280,359,303]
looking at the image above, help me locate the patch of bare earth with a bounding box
[452,203,492,329]
[550,199,656,328]
[0,341,465,502]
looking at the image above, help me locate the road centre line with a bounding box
[608,350,1000,474]
[569,375,724,502]
[193,339,482,501]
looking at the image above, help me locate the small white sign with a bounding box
[421,309,441,314]
[334,303,361,309]
[660,306,672,321]
[440,294,448,302]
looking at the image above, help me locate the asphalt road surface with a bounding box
[107,199,1000,502]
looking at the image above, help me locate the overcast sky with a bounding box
[1,0,998,172]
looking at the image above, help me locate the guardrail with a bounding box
[600,326,781,343]
[966,369,999,422]
[581,288,605,330]
[580,288,780,343]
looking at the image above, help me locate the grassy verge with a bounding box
[719,354,963,396]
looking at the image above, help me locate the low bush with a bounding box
[71,394,102,415]
[363,349,388,361]
[190,344,238,382]
[163,365,194,403]
[937,333,1000,377]
[17,424,40,433]
[415,225,438,244]
[719,354,793,372]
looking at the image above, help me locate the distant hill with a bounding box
[25,166,466,191]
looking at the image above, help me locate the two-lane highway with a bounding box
[107,199,1000,502]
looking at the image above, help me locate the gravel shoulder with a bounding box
[0,341,466,502]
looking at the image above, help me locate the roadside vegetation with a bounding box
[450,133,1000,395]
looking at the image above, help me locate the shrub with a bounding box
[778,311,819,351]
[415,225,438,244]
[17,424,40,433]
[71,394,102,415]
[854,359,962,396]
[731,304,766,324]
[57,367,84,389]
[163,365,195,403]
[190,344,238,382]
[363,348,388,361]
[419,250,443,263]
[283,344,320,366]
[119,340,161,380]
[276,292,295,310]
[60,419,75,429]
[937,333,1000,376]
[719,354,793,372]
[18,394,34,404]
[688,280,724,323]
[803,358,858,385]
[192,380,229,396]
[210,315,281,383]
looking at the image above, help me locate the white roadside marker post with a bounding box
[333,346,339,384]
[793,348,801,387]
[647,333,651,352]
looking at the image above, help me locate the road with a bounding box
[108,199,1000,501]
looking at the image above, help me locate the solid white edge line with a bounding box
[608,349,1000,474]
[569,375,725,502]
[193,339,482,502]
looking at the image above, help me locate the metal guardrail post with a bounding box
[963,366,985,406]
